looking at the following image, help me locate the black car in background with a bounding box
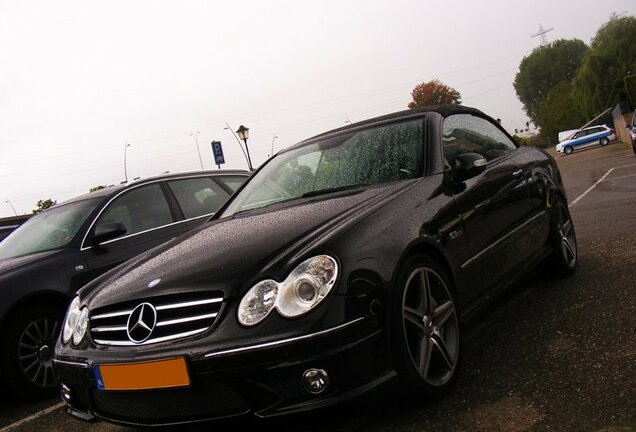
[0,215,31,242]
[0,170,249,398]
[54,105,577,426]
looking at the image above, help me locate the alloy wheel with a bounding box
[18,318,60,389]
[401,267,459,386]
[557,204,576,267]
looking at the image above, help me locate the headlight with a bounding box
[61,297,90,345]
[72,307,90,345]
[62,297,80,344]
[237,280,278,326]
[238,255,338,326]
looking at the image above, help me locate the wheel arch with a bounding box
[392,239,457,295]
[0,290,70,334]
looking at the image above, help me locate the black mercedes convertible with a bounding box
[53,105,577,426]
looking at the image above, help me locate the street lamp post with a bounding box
[236,125,253,171]
[123,141,131,183]
[5,198,17,216]
[189,130,204,170]
[224,122,250,169]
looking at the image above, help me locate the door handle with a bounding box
[512,169,524,179]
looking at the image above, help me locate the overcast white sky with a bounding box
[1,0,634,217]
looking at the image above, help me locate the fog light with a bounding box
[60,383,72,404]
[302,368,329,394]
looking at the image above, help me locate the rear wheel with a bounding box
[542,196,577,278]
[391,255,461,400]
[600,137,609,146]
[564,146,573,155]
[0,306,63,399]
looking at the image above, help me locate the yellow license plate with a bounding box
[94,357,190,391]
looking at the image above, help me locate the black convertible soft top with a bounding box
[292,104,498,150]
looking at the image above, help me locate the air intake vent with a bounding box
[90,292,224,346]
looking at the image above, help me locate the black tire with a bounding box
[600,137,609,146]
[390,255,461,401]
[564,146,573,155]
[632,140,636,155]
[0,306,63,400]
[541,196,577,278]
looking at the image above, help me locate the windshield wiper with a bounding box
[301,183,369,198]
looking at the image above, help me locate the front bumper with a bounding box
[54,314,391,427]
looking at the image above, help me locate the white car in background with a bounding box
[555,125,616,155]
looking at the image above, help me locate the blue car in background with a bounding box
[556,125,615,155]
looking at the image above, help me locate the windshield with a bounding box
[0,198,102,260]
[221,119,423,217]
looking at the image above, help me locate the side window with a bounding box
[216,176,248,193]
[442,114,517,163]
[573,131,585,139]
[96,184,173,237]
[168,177,230,218]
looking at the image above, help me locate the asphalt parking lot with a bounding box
[1,141,635,432]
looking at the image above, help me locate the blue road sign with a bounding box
[211,141,225,167]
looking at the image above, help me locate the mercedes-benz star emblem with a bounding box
[126,302,157,343]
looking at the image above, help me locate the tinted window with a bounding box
[216,175,248,192]
[0,198,101,259]
[442,114,516,162]
[96,184,173,236]
[222,120,423,215]
[168,177,230,219]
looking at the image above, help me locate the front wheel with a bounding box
[541,196,577,278]
[391,255,461,400]
[0,306,63,399]
[564,146,573,155]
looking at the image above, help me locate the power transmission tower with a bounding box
[531,24,554,46]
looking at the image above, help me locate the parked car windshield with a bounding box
[221,119,422,217]
[0,198,102,260]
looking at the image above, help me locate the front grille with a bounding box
[90,291,224,346]
[67,385,90,411]
[91,382,249,423]
[258,369,310,399]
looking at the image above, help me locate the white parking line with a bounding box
[604,173,636,182]
[570,168,614,207]
[0,402,64,432]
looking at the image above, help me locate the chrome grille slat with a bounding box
[94,328,209,346]
[91,310,134,320]
[155,298,223,310]
[92,326,128,333]
[90,293,223,346]
[157,312,218,327]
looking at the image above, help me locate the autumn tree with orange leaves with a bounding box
[408,79,462,108]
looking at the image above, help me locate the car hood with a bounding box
[81,181,416,309]
[0,250,62,278]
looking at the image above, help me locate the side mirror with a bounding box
[449,153,487,183]
[93,222,127,246]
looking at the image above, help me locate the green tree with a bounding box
[32,198,57,214]
[89,185,107,193]
[574,14,636,117]
[514,39,588,123]
[408,79,461,108]
[536,81,588,143]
